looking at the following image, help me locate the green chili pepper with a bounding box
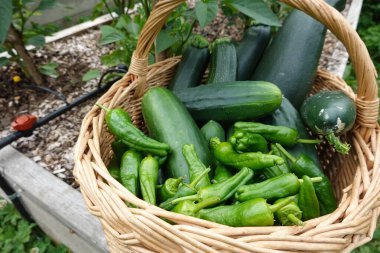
[210,137,284,170]
[182,144,211,189]
[171,197,220,217]
[159,177,183,202]
[97,104,171,157]
[229,130,269,153]
[119,150,142,196]
[111,139,129,160]
[274,198,303,226]
[262,143,291,179]
[107,156,120,181]
[198,196,295,227]
[212,163,233,183]
[275,143,337,215]
[171,167,254,207]
[234,122,321,147]
[235,173,322,202]
[159,168,210,210]
[299,175,320,221]
[139,155,159,205]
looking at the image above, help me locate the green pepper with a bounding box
[262,143,291,179]
[120,150,142,196]
[171,197,220,217]
[299,175,320,221]
[229,130,268,153]
[97,104,171,157]
[107,156,120,181]
[273,198,303,226]
[182,144,211,189]
[171,167,254,207]
[235,173,322,202]
[234,122,321,147]
[139,155,159,205]
[210,137,284,170]
[158,177,183,202]
[159,168,210,210]
[212,163,233,183]
[275,143,337,215]
[198,196,295,227]
[111,139,129,160]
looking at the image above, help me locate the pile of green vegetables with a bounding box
[101,0,358,227]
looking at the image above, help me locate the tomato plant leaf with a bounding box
[195,0,218,29]
[0,0,13,44]
[82,69,101,81]
[99,25,126,45]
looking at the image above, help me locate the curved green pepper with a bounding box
[171,167,254,207]
[212,163,233,184]
[210,137,284,170]
[234,122,320,147]
[120,150,142,196]
[139,155,159,205]
[236,173,321,202]
[261,143,291,179]
[182,144,211,190]
[171,197,220,217]
[299,175,320,221]
[198,196,295,227]
[229,130,268,153]
[97,104,171,156]
[159,177,183,202]
[274,198,303,226]
[276,143,337,215]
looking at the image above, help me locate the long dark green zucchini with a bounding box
[236,26,271,81]
[207,38,237,84]
[141,87,213,182]
[174,81,282,123]
[168,35,210,91]
[251,0,347,109]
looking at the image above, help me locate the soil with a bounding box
[0,0,354,188]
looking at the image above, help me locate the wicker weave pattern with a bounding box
[74,0,380,252]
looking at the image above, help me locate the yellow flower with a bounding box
[12,75,21,83]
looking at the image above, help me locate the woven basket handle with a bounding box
[129,0,185,97]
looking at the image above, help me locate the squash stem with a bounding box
[297,138,322,144]
[325,132,350,155]
[275,143,297,164]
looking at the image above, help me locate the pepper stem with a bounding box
[287,214,304,226]
[297,138,322,144]
[325,132,350,155]
[189,168,211,188]
[209,137,221,151]
[269,196,295,213]
[95,103,110,112]
[298,177,322,184]
[275,143,297,163]
[170,194,199,205]
[193,197,221,213]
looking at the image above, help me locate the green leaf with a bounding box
[39,63,59,78]
[0,57,9,67]
[101,50,129,67]
[228,0,281,27]
[36,0,57,11]
[99,25,126,45]
[195,0,218,28]
[26,35,45,47]
[82,69,101,81]
[155,29,177,53]
[0,0,13,44]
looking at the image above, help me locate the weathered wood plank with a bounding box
[0,146,108,253]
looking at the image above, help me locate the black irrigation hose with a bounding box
[0,66,127,222]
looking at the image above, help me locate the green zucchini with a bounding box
[262,97,320,167]
[236,25,271,81]
[201,120,226,144]
[207,38,237,84]
[168,35,210,91]
[251,0,347,108]
[173,81,282,123]
[300,91,356,154]
[141,87,213,182]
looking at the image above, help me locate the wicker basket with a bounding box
[74,0,380,252]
